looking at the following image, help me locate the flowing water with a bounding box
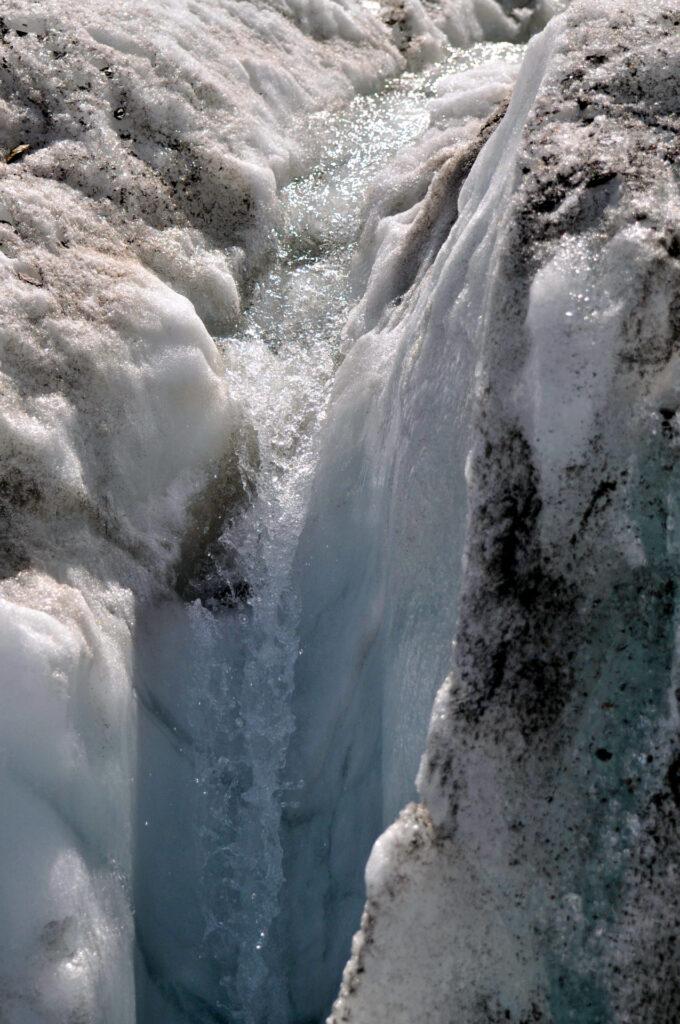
[135,40,523,1024]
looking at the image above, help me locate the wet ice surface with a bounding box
[135,42,523,1024]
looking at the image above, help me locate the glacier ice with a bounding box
[278,42,525,1023]
[0,0,403,1018]
[331,2,680,1021]
[134,38,527,1024]
[3,0,680,1021]
[0,0,539,1019]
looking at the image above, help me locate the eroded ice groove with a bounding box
[135,41,525,1024]
[331,3,680,1022]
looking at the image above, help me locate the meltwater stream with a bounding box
[135,42,522,1024]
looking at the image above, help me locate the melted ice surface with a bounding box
[136,42,523,1024]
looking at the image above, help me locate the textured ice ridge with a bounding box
[330,2,680,1021]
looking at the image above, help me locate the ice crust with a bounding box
[330,2,680,1021]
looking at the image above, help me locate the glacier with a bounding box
[1,0,679,1022]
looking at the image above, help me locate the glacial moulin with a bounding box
[1,0,678,1022]
[330,2,680,1022]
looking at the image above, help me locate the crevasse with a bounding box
[135,41,525,1024]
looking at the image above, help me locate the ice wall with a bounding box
[0,2,403,1019]
[279,49,524,1022]
[331,2,680,1021]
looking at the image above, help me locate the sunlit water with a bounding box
[137,41,523,1024]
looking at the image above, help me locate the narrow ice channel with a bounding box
[134,41,523,1024]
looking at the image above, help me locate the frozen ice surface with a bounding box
[278,41,525,1023]
[135,37,526,1024]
